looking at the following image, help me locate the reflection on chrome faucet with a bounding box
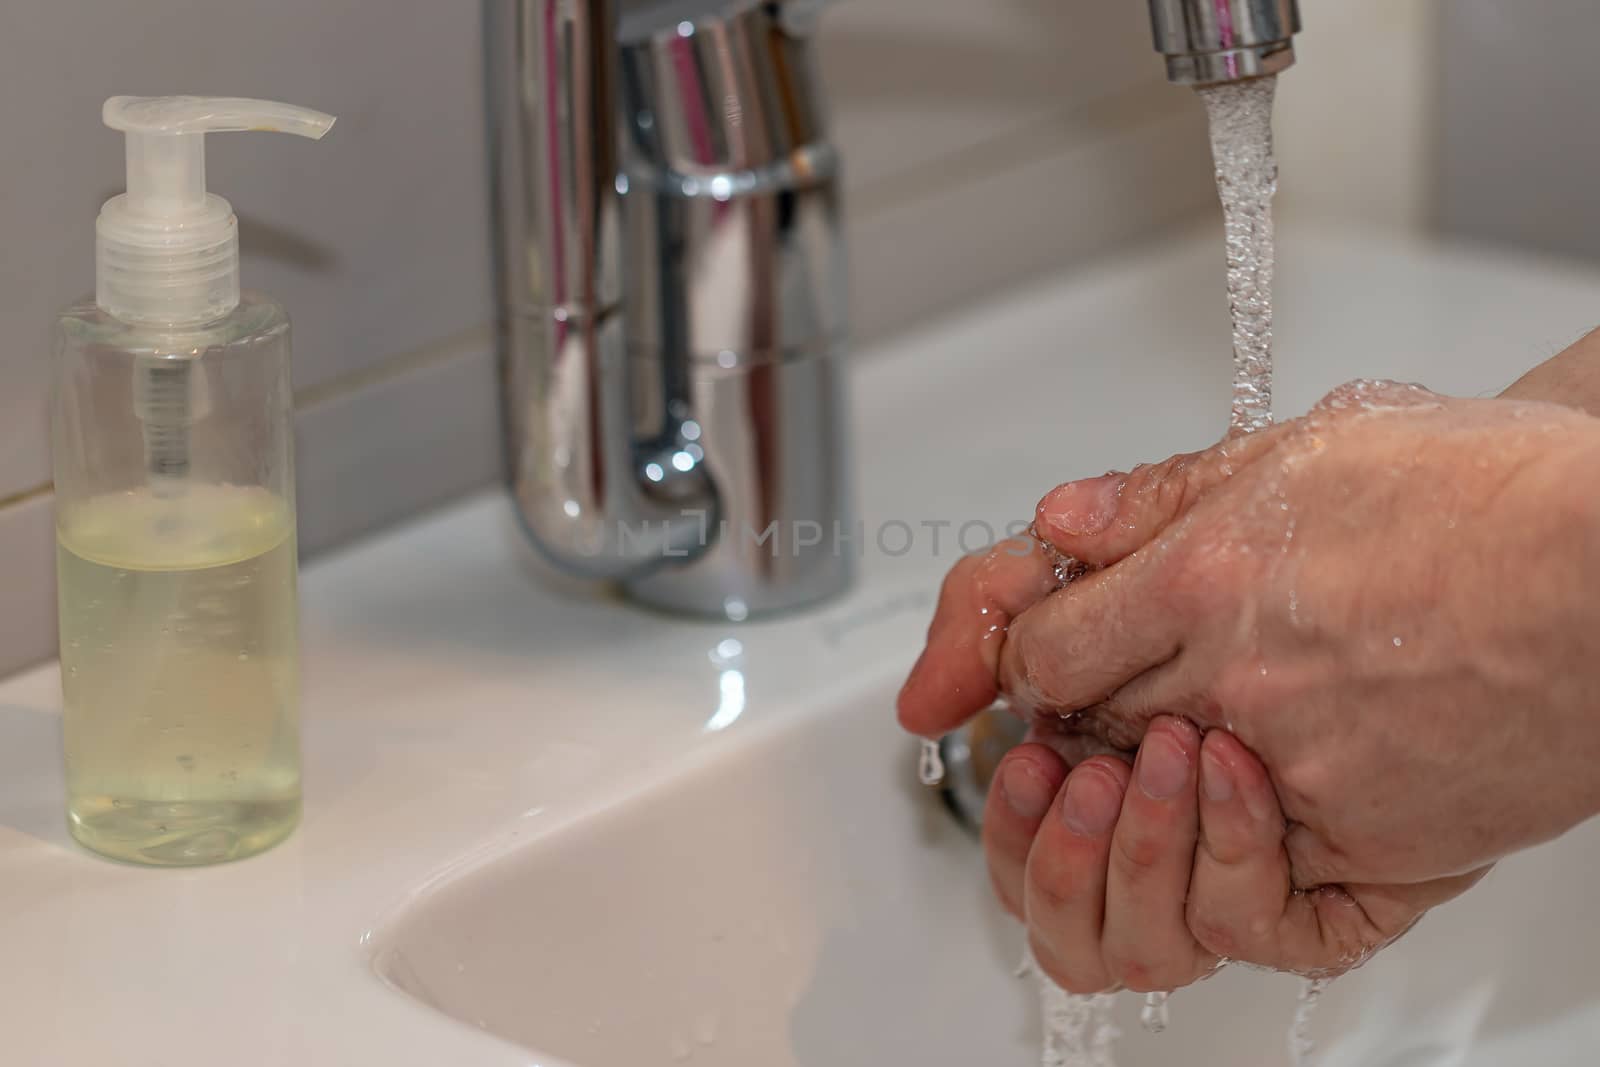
[705,637,747,732]
[486,0,852,620]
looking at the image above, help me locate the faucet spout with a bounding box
[1147,0,1303,86]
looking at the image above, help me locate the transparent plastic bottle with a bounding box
[51,97,333,865]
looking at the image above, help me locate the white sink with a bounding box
[367,674,1299,1066]
[371,669,1600,1066]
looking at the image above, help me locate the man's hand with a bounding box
[986,717,1486,991]
[901,372,1600,989]
[980,381,1600,889]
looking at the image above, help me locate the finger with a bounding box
[998,557,1185,731]
[1187,729,1298,966]
[1024,755,1132,993]
[898,538,1060,738]
[983,743,1070,918]
[1188,730,1451,977]
[1101,717,1214,992]
[1033,425,1292,567]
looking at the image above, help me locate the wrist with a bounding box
[1501,327,1600,417]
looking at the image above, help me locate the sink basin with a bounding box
[372,670,1600,1066]
[368,231,1600,1065]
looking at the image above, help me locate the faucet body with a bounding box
[1148,0,1302,85]
[486,0,852,620]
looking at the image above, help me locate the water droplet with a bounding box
[1140,991,1171,1034]
[1289,977,1331,1064]
[693,1012,719,1045]
[1392,636,1403,648]
[918,739,945,786]
[1033,957,1121,1063]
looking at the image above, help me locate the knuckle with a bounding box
[1310,888,1386,972]
[1152,459,1193,518]
[1026,873,1076,917]
[1187,912,1241,960]
[1007,612,1079,712]
[1106,955,1158,993]
[1114,825,1168,876]
[1276,762,1334,823]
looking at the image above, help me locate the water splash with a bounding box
[1027,522,1092,589]
[1020,947,1122,1067]
[1199,77,1280,437]
[918,738,946,786]
[1139,991,1171,1034]
[1288,977,1331,1065]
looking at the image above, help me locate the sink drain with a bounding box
[932,703,1028,833]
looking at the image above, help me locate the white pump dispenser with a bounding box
[96,96,335,326]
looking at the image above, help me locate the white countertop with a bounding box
[4,225,1599,1065]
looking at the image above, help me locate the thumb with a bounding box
[1033,424,1290,567]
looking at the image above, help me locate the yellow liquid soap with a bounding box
[57,485,301,865]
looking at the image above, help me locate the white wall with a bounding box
[1439,0,1600,264]
[1274,0,1438,234]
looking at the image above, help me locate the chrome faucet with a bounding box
[486,0,851,621]
[1148,0,1302,85]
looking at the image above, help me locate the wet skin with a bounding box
[899,332,1600,992]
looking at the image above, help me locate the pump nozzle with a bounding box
[96,95,335,326]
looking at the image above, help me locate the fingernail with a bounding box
[1001,761,1055,821]
[1040,475,1123,539]
[1137,731,1192,799]
[1061,767,1121,836]
[1200,746,1235,804]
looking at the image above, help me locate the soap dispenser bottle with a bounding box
[51,96,334,866]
